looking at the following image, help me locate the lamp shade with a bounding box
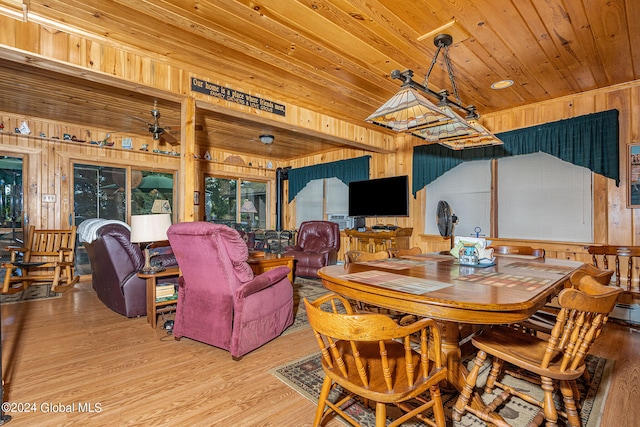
[240,200,258,213]
[365,86,453,131]
[130,213,172,243]
[411,105,503,150]
[151,199,172,214]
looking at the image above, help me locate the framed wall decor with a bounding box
[629,143,640,207]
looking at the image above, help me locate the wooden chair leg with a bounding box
[429,384,446,427]
[1,265,28,294]
[2,266,12,293]
[560,380,581,427]
[375,401,387,427]
[313,376,333,427]
[452,350,486,421]
[51,275,79,293]
[51,265,62,291]
[541,376,559,427]
[485,357,504,394]
[569,379,582,411]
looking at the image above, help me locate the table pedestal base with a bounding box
[439,320,507,424]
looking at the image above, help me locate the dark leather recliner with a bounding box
[81,220,177,317]
[283,220,340,278]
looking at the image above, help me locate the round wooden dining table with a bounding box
[318,253,584,394]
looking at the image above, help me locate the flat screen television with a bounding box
[348,175,409,217]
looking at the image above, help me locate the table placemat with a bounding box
[360,254,452,270]
[359,259,413,270]
[403,253,454,261]
[502,261,577,274]
[340,270,452,294]
[456,271,553,291]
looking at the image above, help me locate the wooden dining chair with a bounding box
[568,263,614,287]
[490,245,545,257]
[344,249,389,266]
[453,278,623,427]
[518,265,615,335]
[2,225,79,294]
[388,246,422,257]
[587,245,640,296]
[304,293,447,427]
[343,249,415,321]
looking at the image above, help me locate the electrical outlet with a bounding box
[42,194,56,203]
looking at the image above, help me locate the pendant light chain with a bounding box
[422,41,462,106]
[423,44,442,90]
[443,44,462,105]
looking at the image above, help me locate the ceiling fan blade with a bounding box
[161,132,179,145]
[131,116,152,125]
[164,124,204,131]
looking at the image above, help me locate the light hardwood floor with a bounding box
[0,280,638,426]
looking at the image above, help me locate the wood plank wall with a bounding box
[0,15,638,267]
[0,113,183,230]
[285,82,640,263]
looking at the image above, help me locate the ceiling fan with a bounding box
[133,101,203,146]
[144,101,178,145]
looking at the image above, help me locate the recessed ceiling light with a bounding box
[491,79,514,90]
[259,134,274,144]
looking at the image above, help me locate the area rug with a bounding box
[283,277,330,335]
[0,284,61,304]
[272,352,612,427]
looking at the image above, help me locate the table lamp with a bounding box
[151,199,172,214]
[130,213,172,274]
[240,200,258,228]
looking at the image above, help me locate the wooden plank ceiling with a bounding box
[0,0,638,160]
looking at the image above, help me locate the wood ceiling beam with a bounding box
[195,100,395,155]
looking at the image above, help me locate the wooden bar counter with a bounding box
[344,227,412,253]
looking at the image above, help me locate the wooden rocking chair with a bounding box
[2,225,79,294]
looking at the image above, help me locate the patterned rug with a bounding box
[273,347,612,427]
[283,277,330,335]
[0,284,61,304]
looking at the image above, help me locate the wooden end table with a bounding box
[247,252,295,282]
[137,266,181,330]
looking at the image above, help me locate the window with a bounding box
[131,171,175,215]
[73,164,176,275]
[295,177,348,227]
[497,153,592,241]
[0,155,23,239]
[73,165,176,223]
[74,164,127,223]
[424,160,491,238]
[424,153,593,242]
[204,176,267,229]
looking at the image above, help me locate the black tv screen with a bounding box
[348,176,409,217]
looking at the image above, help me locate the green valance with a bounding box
[288,155,371,202]
[412,109,619,197]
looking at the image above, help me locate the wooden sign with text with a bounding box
[191,77,286,116]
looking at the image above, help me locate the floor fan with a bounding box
[436,200,458,249]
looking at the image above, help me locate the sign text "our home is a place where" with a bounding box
[191,77,286,117]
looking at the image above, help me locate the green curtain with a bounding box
[288,155,371,202]
[412,109,619,197]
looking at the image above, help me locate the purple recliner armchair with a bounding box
[81,220,177,317]
[283,220,340,278]
[167,222,294,359]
